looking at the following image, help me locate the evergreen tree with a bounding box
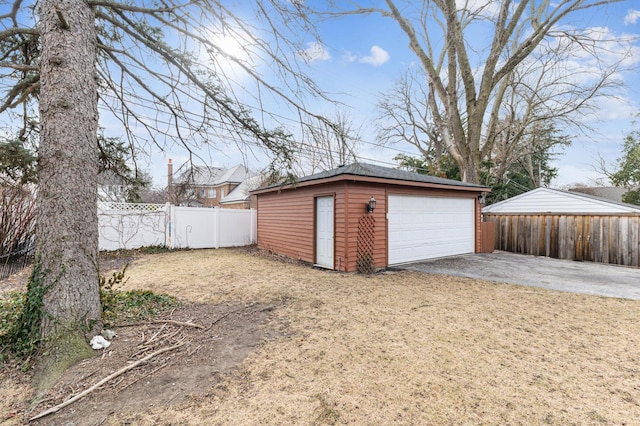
[610,129,640,205]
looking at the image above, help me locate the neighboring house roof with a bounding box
[483,187,640,214]
[97,170,127,186]
[220,174,263,205]
[176,163,252,186]
[568,186,628,203]
[253,162,489,194]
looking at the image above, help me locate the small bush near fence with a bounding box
[0,246,33,281]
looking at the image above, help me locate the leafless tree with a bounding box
[376,68,446,175]
[298,109,362,173]
[315,0,630,183]
[0,184,35,258]
[486,32,619,182]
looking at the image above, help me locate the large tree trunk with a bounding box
[36,0,101,384]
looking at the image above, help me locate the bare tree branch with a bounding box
[317,0,628,183]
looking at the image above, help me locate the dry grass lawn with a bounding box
[3,247,640,425]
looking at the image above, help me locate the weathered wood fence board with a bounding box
[483,214,640,267]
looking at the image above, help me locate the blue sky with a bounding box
[141,1,640,190]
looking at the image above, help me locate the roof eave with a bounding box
[252,174,490,195]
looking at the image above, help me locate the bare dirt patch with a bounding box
[0,266,31,294]
[28,301,281,425]
[2,247,640,425]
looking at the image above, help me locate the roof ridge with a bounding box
[254,162,489,192]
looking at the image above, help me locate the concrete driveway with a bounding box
[399,252,640,300]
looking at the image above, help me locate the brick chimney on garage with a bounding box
[167,159,174,204]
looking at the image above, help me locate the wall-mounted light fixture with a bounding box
[477,193,486,205]
[366,196,377,213]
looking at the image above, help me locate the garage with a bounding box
[253,162,490,272]
[388,195,475,265]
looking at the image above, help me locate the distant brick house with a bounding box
[167,160,259,209]
[218,174,263,209]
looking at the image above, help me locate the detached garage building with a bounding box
[252,163,490,272]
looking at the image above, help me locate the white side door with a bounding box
[315,196,334,269]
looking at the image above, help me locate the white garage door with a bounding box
[388,194,475,265]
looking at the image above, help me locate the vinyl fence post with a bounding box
[250,208,256,244]
[166,203,173,249]
[214,207,220,249]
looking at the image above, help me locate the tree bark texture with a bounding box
[37,0,101,339]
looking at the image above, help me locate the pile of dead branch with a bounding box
[29,306,230,422]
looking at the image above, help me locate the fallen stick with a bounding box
[153,319,205,329]
[117,361,169,392]
[117,319,204,329]
[211,310,238,325]
[145,323,167,345]
[132,329,183,358]
[29,341,186,422]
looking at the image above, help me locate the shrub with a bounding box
[0,261,50,363]
[0,264,180,363]
[100,265,180,327]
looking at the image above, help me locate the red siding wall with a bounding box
[256,183,345,265]
[342,183,387,272]
[256,181,483,272]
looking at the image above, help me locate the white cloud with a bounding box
[582,95,637,122]
[624,9,640,25]
[456,0,502,19]
[341,51,358,63]
[510,24,640,124]
[551,164,606,188]
[299,41,331,63]
[359,45,390,67]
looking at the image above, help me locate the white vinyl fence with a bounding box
[98,202,257,251]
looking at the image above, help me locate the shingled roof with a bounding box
[254,162,489,193]
[175,164,252,186]
[483,187,640,214]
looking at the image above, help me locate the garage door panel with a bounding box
[388,195,474,265]
[391,236,472,256]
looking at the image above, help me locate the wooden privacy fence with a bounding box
[483,213,640,267]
